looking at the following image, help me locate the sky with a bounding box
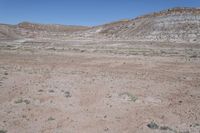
[0,0,199,26]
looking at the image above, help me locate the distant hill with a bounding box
[0,7,200,43]
[17,22,89,32]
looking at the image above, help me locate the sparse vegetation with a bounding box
[146,121,191,133]
[64,91,71,98]
[0,130,7,133]
[23,99,30,104]
[0,7,199,133]
[49,90,55,93]
[190,54,198,58]
[6,45,14,48]
[38,89,44,92]
[191,123,200,127]
[15,99,30,104]
[48,117,55,121]
[4,72,8,75]
[47,47,56,51]
[119,92,137,102]
[14,98,23,104]
[160,126,172,131]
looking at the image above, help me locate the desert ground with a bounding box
[0,39,200,133]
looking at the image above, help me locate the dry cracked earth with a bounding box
[0,39,200,133]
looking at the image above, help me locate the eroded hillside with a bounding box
[78,7,200,43]
[0,7,200,43]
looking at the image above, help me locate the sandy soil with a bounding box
[0,44,200,133]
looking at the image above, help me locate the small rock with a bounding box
[38,89,44,92]
[4,72,8,75]
[160,126,172,130]
[24,99,30,104]
[179,100,183,103]
[65,91,71,98]
[104,128,109,132]
[147,121,159,129]
[48,117,55,121]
